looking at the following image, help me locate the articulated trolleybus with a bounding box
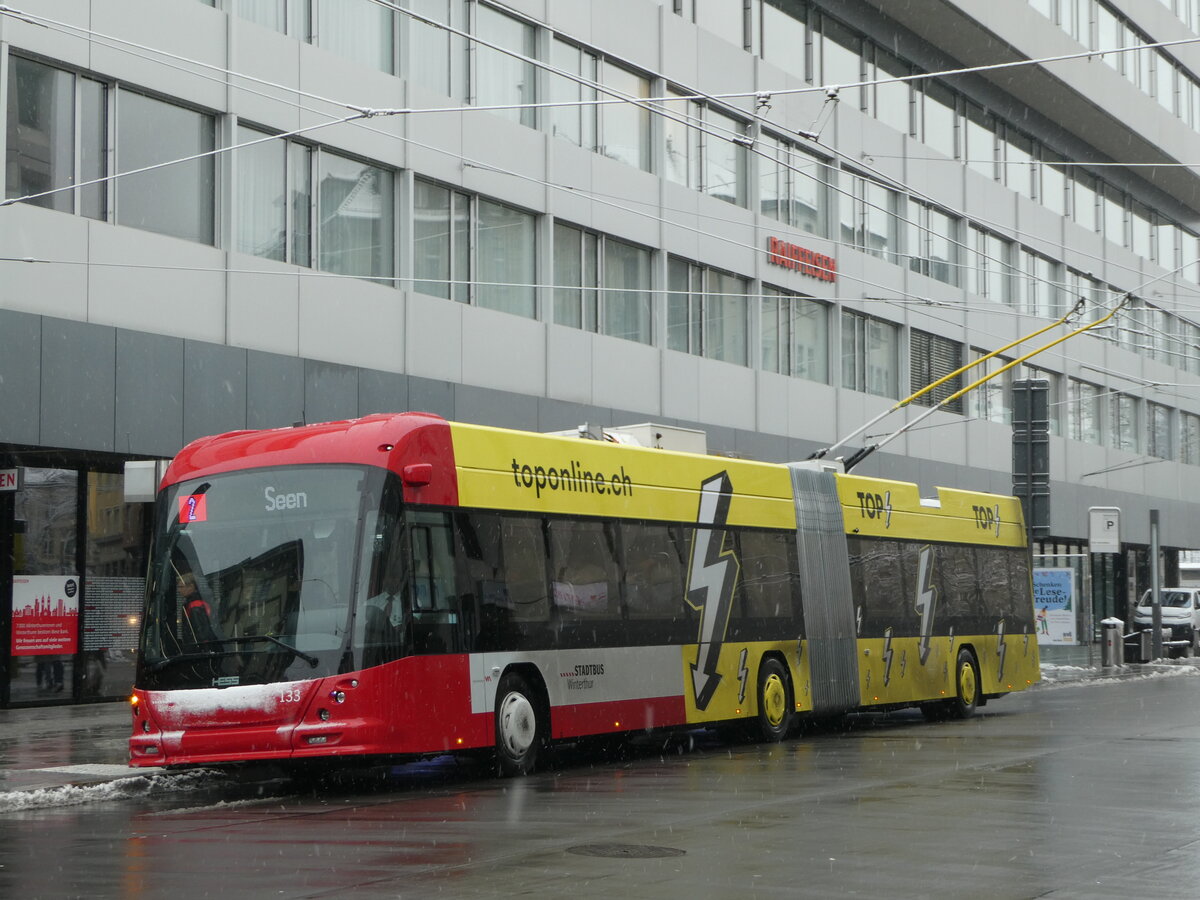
[129,413,1040,774]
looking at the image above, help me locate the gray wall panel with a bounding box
[536,398,609,435]
[247,351,303,429]
[303,360,359,424]
[115,329,184,457]
[358,370,409,417]
[0,309,42,446]
[454,384,539,430]
[184,342,247,444]
[408,376,455,419]
[41,318,115,452]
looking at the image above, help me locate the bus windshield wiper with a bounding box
[147,635,319,673]
[223,634,319,667]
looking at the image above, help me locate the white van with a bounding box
[1133,588,1200,656]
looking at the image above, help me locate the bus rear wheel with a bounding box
[756,657,794,742]
[495,672,545,777]
[948,649,981,719]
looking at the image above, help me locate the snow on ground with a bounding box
[1038,660,1200,689]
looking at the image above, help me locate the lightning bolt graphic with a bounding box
[884,491,894,528]
[915,545,938,665]
[993,504,1002,538]
[685,472,739,711]
[883,627,895,686]
[996,618,1008,680]
[737,648,750,703]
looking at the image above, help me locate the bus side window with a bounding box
[737,529,799,621]
[620,522,687,621]
[547,519,620,620]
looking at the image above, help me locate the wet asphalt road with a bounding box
[3,668,1200,899]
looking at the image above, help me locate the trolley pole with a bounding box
[1151,510,1163,660]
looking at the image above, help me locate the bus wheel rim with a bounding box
[762,673,786,727]
[959,663,976,703]
[498,692,536,756]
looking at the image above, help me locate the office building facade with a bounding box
[2,0,1199,704]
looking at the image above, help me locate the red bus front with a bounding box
[129,415,492,767]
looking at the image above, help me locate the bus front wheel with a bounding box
[756,657,794,742]
[495,672,545,776]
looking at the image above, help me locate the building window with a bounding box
[841,173,900,262]
[760,0,810,81]
[842,310,898,398]
[412,184,536,315]
[869,46,913,135]
[920,80,957,159]
[967,226,1013,303]
[549,42,651,171]
[6,56,107,220]
[1148,402,1173,459]
[476,198,536,316]
[910,330,964,414]
[966,350,1011,424]
[667,259,750,365]
[1181,412,1200,465]
[693,0,747,47]
[962,101,995,179]
[817,15,863,110]
[761,286,829,382]
[664,89,748,207]
[235,126,312,266]
[316,150,394,282]
[905,200,960,286]
[317,0,396,73]
[116,91,215,245]
[553,224,652,344]
[410,0,455,95]
[1067,378,1102,444]
[1109,393,1139,452]
[759,134,828,235]
[414,179,470,302]
[1015,248,1062,318]
[471,3,536,127]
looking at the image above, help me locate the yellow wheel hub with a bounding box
[958,662,977,703]
[762,673,787,727]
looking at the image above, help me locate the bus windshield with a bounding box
[137,465,387,690]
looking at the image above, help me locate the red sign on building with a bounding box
[766,237,837,283]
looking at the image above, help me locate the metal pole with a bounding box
[1151,510,1163,660]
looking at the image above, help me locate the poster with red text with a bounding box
[11,575,80,655]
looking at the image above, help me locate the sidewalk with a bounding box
[0,658,1189,800]
[0,700,154,795]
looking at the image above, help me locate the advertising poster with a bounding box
[1033,567,1076,646]
[11,575,80,655]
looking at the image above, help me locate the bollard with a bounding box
[1100,617,1124,667]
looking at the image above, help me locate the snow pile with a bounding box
[0,768,218,813]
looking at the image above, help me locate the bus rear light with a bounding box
[141,720,151,733]
[136,745,159,756]
[318,708,331,721]
[306,735,328,745]
[456,738,464,745]
[330,690,346,704]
